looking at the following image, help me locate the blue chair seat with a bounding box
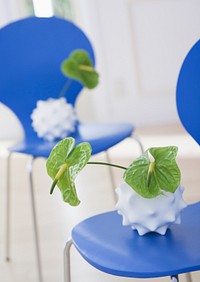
[72,202,200,278]
[9,122,134,157]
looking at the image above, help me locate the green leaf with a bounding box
[123,146,181,198]
[46,137,92,206]
[46,137,75,178]
[61,49,99,89]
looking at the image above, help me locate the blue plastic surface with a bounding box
[0,17,134,157]
[176,40,200,145]
[72,202,200,278]
[9,122,133,157]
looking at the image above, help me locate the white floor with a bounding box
[0,123,200,282]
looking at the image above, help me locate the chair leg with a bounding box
[105,151,117,201]
[64,238,73,282]
[5,152,12,262]
[170,274,179,281]
[27,156,43,282]
[131,134,144,154]
[105,134,144,200]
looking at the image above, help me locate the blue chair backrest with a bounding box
[0,16,95,138]
[176,40,200,145]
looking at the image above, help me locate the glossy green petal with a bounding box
[61,49,99,89]
[123,146,181,198]
[46,137,92,206]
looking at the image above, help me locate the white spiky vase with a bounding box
[31,98,77,142]
[115,182,187,236]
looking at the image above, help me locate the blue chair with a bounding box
[176,39,200,146]
[65,203,200,282]
[0,17,143,282]
[63,40,200,282]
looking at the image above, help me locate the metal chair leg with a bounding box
[5,152,12,262]
[105,134,144,202]
[27,156,43,282]
[131,134,144,154]
[64,238,73,282]
[105,150,116,190]
[170,274,179,281]
[105,133,144,197]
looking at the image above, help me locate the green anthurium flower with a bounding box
[46,137,92,206]
[61,49,99,89]
[46,140,181,206]
[123,146,181,198]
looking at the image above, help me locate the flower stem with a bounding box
[59,79,72,98]
[87,161,127,170]
[50,161,126,195]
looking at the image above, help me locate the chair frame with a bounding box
[5,153,43,282]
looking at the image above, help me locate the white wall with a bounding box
[0,0,28,140]
[0,0,27,27]
[73,0,200,126]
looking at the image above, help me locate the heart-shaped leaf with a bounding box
[46,137,92,206]
[123,146,181,198]
[61,49,99,89]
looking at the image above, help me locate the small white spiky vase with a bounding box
[115,182,187,236]
[31,98,77,142]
